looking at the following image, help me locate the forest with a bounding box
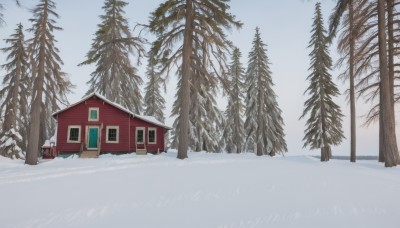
[0,0,399,168]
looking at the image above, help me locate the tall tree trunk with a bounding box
[379,101,386,162]
[25,65,45,165]
[256,78,263,156]
[349,0,356,163]
[177,0,194,159]
[377,0,399,167]
[26,1,48,165]
[320,86,330,162]
[386,0,395,109]
[385,0,396,164]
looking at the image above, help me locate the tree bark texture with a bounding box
[379,90,386,163]
[25,0,48,165]
[377,0,399,167]
[256,65,264,156]
[321,146,331,162]
[386,0,395,109]
[177,0,194,159]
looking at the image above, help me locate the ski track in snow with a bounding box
[0,152,399,228]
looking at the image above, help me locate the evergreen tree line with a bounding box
[149,0,287,157]
[300,0,400,166]
[327,0,400,167]
[0,0,286,164]
[0,0,160,163]
[0,0,287,163]
[0,0,399,167]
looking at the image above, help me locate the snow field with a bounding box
[0,151,399,228]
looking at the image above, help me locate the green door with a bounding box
[88,127,98,148]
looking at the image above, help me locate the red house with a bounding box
[51,93,171,158]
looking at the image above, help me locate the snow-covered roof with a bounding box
[52,92,172,130]
[134,115,172,130]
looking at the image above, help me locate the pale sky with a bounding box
[1,0,396,156]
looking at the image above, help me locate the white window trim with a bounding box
[88,107,99,121]
[67,125,81,143]
[106,126,119,143]
[136,127,145,144]
[148,127,157,144]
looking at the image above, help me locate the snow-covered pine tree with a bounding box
[169,73,184,150]
[222,48,245,153]
[300,2,345,162]
[149,0,241,159]
[170,46,224,153]
[245,27,287,156]
[189,42,224,153]
[80,0,145,113]
[144,48,169,150]
[25,0,72,165]
[144,48,166,122]
[191,72,224,152]
[0,23,29,159]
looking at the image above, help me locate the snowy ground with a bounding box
[1,151,399,228]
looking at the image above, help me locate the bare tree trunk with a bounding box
[377,0,399,167]
[321,147,327,161]
[386,0,398,165]
[386,0,395,109]
[349,0,356,163]
[321,146,331,162]
[379,0,393,162]
[256,82,263,156]
[177,0,194,159]
[379,102,386,162]
[26,2,49,165]
[26,75,44,165]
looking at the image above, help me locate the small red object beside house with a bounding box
[48,93,171,158]
[41,140,57,159]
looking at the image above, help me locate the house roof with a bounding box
[52,92,172,130]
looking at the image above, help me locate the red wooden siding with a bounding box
[56,95,167,155]
[130,118,165,153]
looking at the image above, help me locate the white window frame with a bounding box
[67,125,81,143]
[88,107,99,121]
[148,128,157,144]
[136,127,145,144]
[106,126,119,143]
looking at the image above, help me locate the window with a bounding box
[136,127,145,144]
[67,126,81,143]
[88,108,99,121]
[148,128,156,144]
[106,126,119,143]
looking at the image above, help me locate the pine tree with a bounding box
[301,3,345,162]
[222,48,245,153]
[170,45,224,153]
[245,28,287,156]
[80,0,145,113]
[143,49,166,122]
[149,0,241,158]
[0,23,29,159]
[25,0,72,165]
